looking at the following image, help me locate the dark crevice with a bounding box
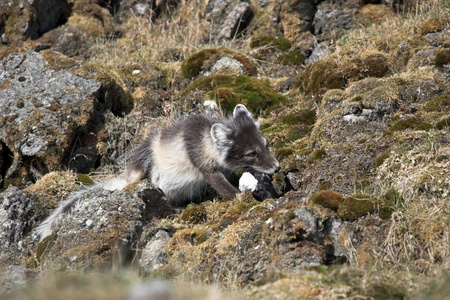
[1,142,14,189]
[232,8,254,39]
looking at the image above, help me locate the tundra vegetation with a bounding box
[0,0,448,299]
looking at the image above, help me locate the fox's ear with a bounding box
[211,123,232,148]
[233,104,253,119]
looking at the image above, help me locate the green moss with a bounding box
[76,174,95,186]
[434,47,450,67]
[184,74,287,114]
[172,229,208,246]
[375,150,390,168]
[250,36,291,51]
[388,116,433,132]
[344,52,390,81]
[35,233,57,264]
[309,190,344,211]
[296,60,345,95]
[319,181,333,191]
[181,48,219,78]
[41,50,80,71]
[274,147,294,158]
[311,148,326,160]
[421,95,450,112]
[180,48,254,78]
[181,204,207,224]
[419,18,442,35]
[337,194,375,221]
[281,109,316,125]
[375,198,396,220]
[277,49,305,65]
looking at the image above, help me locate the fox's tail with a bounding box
[36,175,133,241]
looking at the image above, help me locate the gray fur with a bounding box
[36,105,279,240]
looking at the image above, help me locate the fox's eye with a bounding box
[245,151,257,158]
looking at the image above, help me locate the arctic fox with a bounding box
[37,104,279,240]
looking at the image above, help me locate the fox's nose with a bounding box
[274,166,280,173]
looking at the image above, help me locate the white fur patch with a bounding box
[150,132,205,201]
[233,104,253,119]
[202,132,225,167]
[211,123,230,145]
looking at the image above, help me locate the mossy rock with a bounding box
[343,51,391,81]
[296,59,345,96]
[308,190,344,211]
[181,204,207,224]
[225,201,258,220]
[24,171,80,217]
[420,95,450,113]
[318,181,332,191]
[419,18,442,35]
[337,194,375,221]
[183,74,287,115]
[76,63,133,116]
[250,36,291,51]
[67,11,113,39]
[180,48,254,78]
[41,50,81,71]
[387,116,433,133]
[433,47,450,67]
[277,49,305,65]
[170,229,208,247]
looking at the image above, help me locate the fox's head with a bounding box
[211,104,280,174]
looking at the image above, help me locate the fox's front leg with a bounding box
[203,172,239,200]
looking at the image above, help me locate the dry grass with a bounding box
[89,0,216,68]
[333,0,449,63]
[373,131,450,275]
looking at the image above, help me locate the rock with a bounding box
[132,180,175,221]
[203,56,244,76]
[0,186,36,265]
[308,41,331,64]
[407,48,436,71]
[286,171,301,190]
[313,0,358,37]
[37,187,145,270]
[0,265,36,296]
[0,51,101,175]
[205,0,254,41]
[280,0,315,42]
[293,207,349,259]
[139,230,170,274]
[0,0,71,43]
[279,76,297,92]
[37,25,92,58]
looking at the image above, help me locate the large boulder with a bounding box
[205,0,254,41]
[0,186,36,266]
[0,51,101,178]
[36,187,146,270]
[0,0,71,43]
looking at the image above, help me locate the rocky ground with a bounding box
[0,0,449,299]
